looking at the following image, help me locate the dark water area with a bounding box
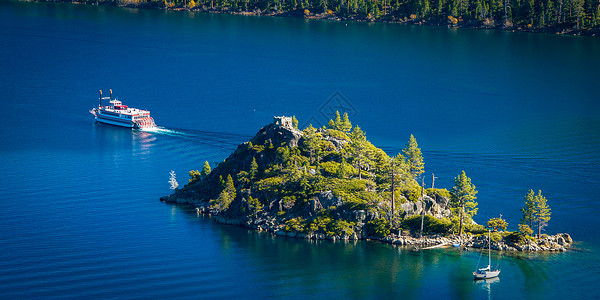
[1,1,599,298]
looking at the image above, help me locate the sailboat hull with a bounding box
[473,270,501,279]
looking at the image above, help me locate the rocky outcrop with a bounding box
[400,195,452,219]
[251,123,303,149]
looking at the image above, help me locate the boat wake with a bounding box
[140,126,189,137]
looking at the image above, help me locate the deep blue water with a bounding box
[1,1,599,298]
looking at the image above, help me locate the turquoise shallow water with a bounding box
[0,1,599,298]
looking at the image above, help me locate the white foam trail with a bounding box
[140,126,190,136]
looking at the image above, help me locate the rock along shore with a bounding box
[164,198,573,252]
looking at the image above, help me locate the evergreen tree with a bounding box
[533,190,551,237]
[450,170,478,236]
[340,112,352,132]
[348,125,369,180]
[292,115,299,129]
[250,157,258,182]
[334,111,343,130]
[327,119,336,129]
[247,195,263,215]
[302,125,320,164]
[189,170,201,182]
[520,189,535,234]
[402,134,425,179]
[201,161,212,179]
[487,217,508,231]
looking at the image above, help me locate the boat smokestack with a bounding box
[99,90,102,107]
[110,89,112,101]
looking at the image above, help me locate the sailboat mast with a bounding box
[488,230,491,267]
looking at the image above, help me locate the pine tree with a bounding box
[247,196,263,215]
[225,174,236,198]
[340,112,352,132]
[327,119,336,129]
[348,125,372,180]
[201,161,212,179]
[334,111,342,130]
[450,170,478,236]
[302,125,320,164]
[520,189,535,234]
[402,134,425,179]
[292,115,299,129]
[533,190,551,237]
[250,157,258,182]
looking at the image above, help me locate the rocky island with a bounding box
[161,115,572,252]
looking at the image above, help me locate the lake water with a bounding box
[1,1,599,298]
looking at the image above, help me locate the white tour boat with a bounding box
[90,90,156,129]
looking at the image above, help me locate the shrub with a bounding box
[426,188,450,199]
[366,218,390,238]
[504,231,525,244]
[330,219,355,237]
[285,217,306,233]
[466,223,487,234]
[519,224,533,236]
[401,215,452,234]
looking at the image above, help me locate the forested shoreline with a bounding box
[32,0,600,36]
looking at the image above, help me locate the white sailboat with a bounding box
[473,230,501,279]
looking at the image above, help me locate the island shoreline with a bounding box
[27,0,600,37]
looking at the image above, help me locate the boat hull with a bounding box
[473,270,501,279]
[95,115,136,128]
[90,108,156,129]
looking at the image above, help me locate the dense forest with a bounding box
[45,0,600,34]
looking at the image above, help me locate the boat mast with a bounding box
[488,230,492,268]
[99,90,102,107]
[419,177,425,239]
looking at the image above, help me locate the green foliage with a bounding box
[519,224,533,237]
[285,211,356,237]
[520,189,535,232]
[302,125,321,164]
[450,170,478,236]
[247,195,263,215]
[402,215,452,234]
[490,231,502,242]
[325,128,349,140]
[402,185,422,203]
[250,157,258,181]
[347,125,371,180]
[327,119,336,129]
[366,218,390,237]
[292,115,299,129]
[402,134,425,178]
[340,112,352,132]
[189,170,201,182]
[320,160,358,178]
[533,190,551,237]
[334,111,342,130]
[201,161,211,179]
[487,217,508,231]
[330,219,356,236]
[285,217,307,232]
[125,0,600,33]
[504,231,525,245]
[465,223,487,234]
[426,188,451,199]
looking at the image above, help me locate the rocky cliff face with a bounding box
[400,194,452,219]
[250,122,303,149]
